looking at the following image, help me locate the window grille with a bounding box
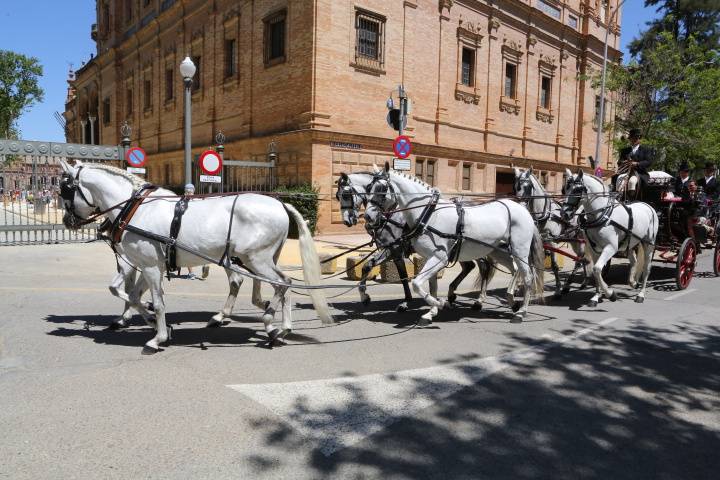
[354,10,385,70]
[505,63,517,98]
[461,48,475,87]
[264,11,286,65]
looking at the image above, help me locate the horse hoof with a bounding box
[267,328,285,347]
[447,292,457,303]
[471,301,482,311]
[609,291,618,302]
[207,319,222,328]
[511,314,524,323]
[417,318,432,327]
[108,319,127,330]
[396,302,408,313]
[511,303,521,313]
[588,300,598,308]
[362,296,371,306]
[141,346,160,355]
[634,296,645,304]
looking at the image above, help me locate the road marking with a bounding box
[663,289,696,301]
[228,317,620,456]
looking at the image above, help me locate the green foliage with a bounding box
[273,183,319,238]
[608,33,720,170]
[629,0,720,57]
[0,50,44,138]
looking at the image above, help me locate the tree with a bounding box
[0,50,44,139]
[609,33,720,169]
[629,0,720,57]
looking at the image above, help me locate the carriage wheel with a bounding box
[714,242,720,277]
[675,238,697,290]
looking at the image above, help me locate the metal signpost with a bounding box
[387,85,412,170]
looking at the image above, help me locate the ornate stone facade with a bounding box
[65,0,623,233]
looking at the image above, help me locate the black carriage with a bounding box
[642,175,720,289]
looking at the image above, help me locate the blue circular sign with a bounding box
[125,147,147,167]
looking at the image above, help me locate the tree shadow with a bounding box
[242,319,720,479]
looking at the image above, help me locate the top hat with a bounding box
[628,128,642,139]
[703,161,715,170]
[678,161,690,172]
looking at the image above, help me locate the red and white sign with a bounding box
[392,135,412,159]
[125,147,147,168]
[199,150,222,175]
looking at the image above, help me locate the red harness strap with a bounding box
[111,187,159,244]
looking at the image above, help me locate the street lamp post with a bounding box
[180,56,196,187]
[595,0,626,172]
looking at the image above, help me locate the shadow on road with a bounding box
[243,319,720,479]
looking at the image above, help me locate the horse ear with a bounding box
[384,161,390,173]
[529,165,534,175]
[577,169,584,179]
[514,167,521,178]
[564,168,572,178]
[372,163,380,173]
[340,172,348,181]
[59,159,72,174]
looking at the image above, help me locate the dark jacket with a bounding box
[698,176,718,198]
[673,177,692,200]
[619,144,654,184]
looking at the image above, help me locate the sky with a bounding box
[2,0,660,143]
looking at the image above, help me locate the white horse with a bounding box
[513,167,589,298]
[561,168,658,306]
[364,163,545,324]
[336,171,495,311]
[60,161,332,353]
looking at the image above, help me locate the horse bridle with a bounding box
[60,166,101,227]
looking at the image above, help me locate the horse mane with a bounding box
[83,162,147,189]
[389,169,432,191]
[584,173,608,193]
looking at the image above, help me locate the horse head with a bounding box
[335,172,362,226]
[561,169,586,221]
[59,160,100,229]
[513,167,535,203]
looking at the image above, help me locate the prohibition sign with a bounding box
[125,147,147,168]
[199,150,223,175]
[393,135,412,159]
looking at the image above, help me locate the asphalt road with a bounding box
[0,242,719,479]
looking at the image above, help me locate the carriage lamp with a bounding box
[180,56,197,186]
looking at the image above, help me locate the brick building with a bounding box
[65,0,623,233]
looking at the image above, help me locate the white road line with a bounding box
[228,317,620,456]
[664,289,697,302]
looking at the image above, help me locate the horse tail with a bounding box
[283,203,334,324]
[473,258,495,291]
[529,227,546,302]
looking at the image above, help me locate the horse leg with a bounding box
[635,245,653,303]
[627,246,638,289]
[108,269,134,329]
[474,259,494,310]
[550,251,562,299]
[589,246,617,307]
[245,258,290,346]
[411,253,448,326]
[393,252,412,312]
[358,249,389,306]
[109,268,154,327]
[209,269,244,327]
[512,259,534,323]
[141,267,170,355]
[447,261,475,304]
[251,280,266,310]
